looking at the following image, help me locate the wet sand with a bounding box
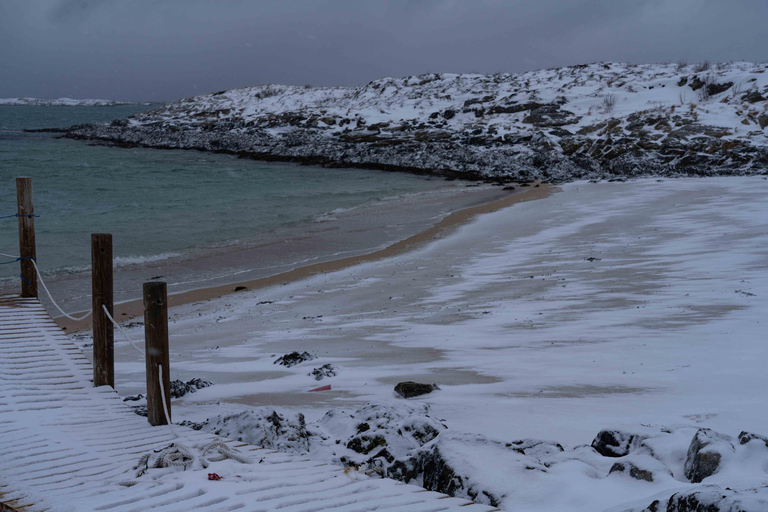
[56,183,551,332]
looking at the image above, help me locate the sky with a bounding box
[0,0,766,102]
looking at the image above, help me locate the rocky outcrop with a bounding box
[63,61,768,184]
[638,485,768,512]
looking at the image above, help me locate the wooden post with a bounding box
[92,234,114,388]
[16,178,36,298]
[144,281,170,426]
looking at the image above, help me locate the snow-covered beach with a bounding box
[86,176,768,511]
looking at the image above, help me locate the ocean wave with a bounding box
[114,252,181,267]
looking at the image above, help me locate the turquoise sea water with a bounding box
[0,105,449,289]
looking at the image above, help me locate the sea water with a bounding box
[0,105,456,295]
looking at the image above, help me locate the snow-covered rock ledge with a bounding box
[65,61,768,182]
[181,402,768,512]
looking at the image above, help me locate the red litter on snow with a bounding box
[308,384,331,392]
[208,473,222,481]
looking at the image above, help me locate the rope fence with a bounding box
[6,181,179,439]
[0,213,39,219]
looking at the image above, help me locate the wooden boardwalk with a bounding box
[0,294,496,512]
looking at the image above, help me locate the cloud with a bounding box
[0,0,765,101]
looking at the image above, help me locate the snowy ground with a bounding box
[96,177,768,511]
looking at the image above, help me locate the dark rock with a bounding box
[170,377,213,398]
[395,382,440,398]
[677,76,688,87]
[690,76,705,91]
[234,286,247,291]
[591,429,646,457]
[743,91,766,103]
[738,431,768,447]
[684,428,734,483]
[367,447,395,464]
[347,434,387,454]
[442,110,456,120]
[123,393,145,402]
[420,446,501,508]
[548,127,573,137]
[706,81,733,97]
[132,405,147,417]
[387,456,421,483]
[178,420,206,430]
[274,351,316,367]
[308,363,337,381]
[487,102,541,115]
[759,115,768,129]
[609,461,654,482]
[523,104,580,127]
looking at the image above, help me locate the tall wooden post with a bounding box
[144,282,170,426]
[16,178,37,298]
[92,234,114,388]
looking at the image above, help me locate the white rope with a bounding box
[102,304,145,356]
[158,363,179,439]
[0,251,19,259]
[30,259,92,321]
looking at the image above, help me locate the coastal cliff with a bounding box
[65,61,768,182]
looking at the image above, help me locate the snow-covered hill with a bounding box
[0,97,149,106]
[66,61,768,182]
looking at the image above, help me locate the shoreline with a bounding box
[57,182,552,332]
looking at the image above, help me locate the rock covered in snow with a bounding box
[64,61,768,183]
[739,431,768,448]
[273,351,315,367]
[208,409,311,454]
[170,377,213,398]
[308,363,336,380]
[184,404,768,511]
[592,429,647,457]
[684,428,735,483]
[608,454,672,482]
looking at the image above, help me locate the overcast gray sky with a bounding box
[1,0,766,102]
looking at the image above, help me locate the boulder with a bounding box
[591,429,646,457]
[607,455,672,483]
[609,461,654,482]
[684,428,735,483]
[758,114,768,130]
[738,431,768,447]
[395,382,439,398]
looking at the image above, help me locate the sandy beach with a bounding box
[55,182,550,332]
[86,176,767,429]
[39,176,768,510]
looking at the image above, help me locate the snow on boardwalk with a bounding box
[0,295,496,512]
